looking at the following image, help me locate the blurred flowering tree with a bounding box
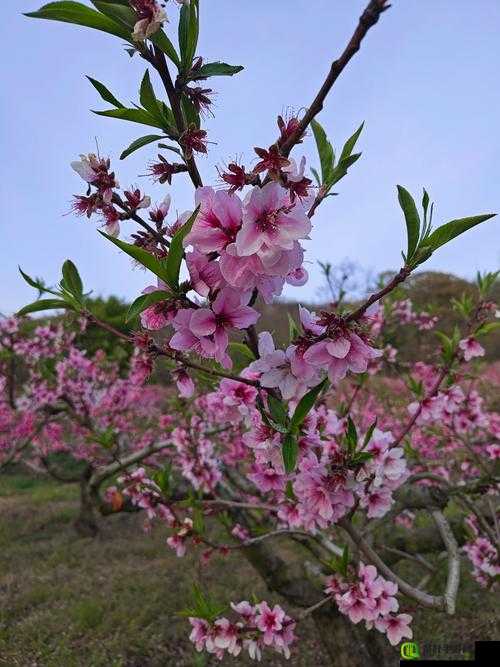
[10,0,500,663]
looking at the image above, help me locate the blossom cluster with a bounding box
[189,600,296,661]
[392,298,438,331]
[325,563,413,646]
[463,515,500,589]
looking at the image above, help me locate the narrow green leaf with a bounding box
[165,206,200,289]
[268,395,289,427]
[120,134,164,160]
[328,152,362,187]
[181,95,200,129]
[339,122,364,163]
[91,1,134,29]
[126,290,171,322]
[139,70,161,119]
[311,119,334,185]
[150,30,181,68]
[228,342,255,363]
[61,259,83,297]
[86,76,123,108]
[19,267,43,290]
[17,299,73,316]
[475,321,500,337]
[287,313,300,341]
[310,167,321,187]
[92,107,165,130]
[282,433,299,474]
[25,2,132,41]
[341,545,349,576]
[178,0,199,70]
[192,62,244,78]
[346,417,358,453]
[290,378,329,431]
[98,231,169,283]
[423,214,496,252]
[362,418,377,449]
[397,185,421,261]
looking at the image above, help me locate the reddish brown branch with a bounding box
[279,0,391,158]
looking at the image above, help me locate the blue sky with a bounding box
[2,1,499,313]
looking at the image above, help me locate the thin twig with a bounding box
[279,0,391,158]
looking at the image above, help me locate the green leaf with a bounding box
[17,299,73,316]
[178,0,199,71]
[192,62,244,78]
[181,95,200,129]
[18,267,43,290]
[345,417,358,453]
[92,107,165,130]
[228,342,255,368]
[328,152,362,187]
[91,1,134,29]
[310,167,321,187]
[351,451,374,466]
[397,185,421,261]
[290,378,329,431]
[338,122,364,164]
[311,119,334,185]
[25,2,132,41]
[475,321,500,337]
[362,418,377,450]
[340,545,349,576]
[268,395,289,427]
[139,70,161,119]
[287,313,300,342]
[98,231,169,283]
[126,290,171,322]
[285,480,296,501]
[150,30,181,69]
[120,134,164,160]
[282,433,299,474]
[61,259,83,297]
[422,214,496,252]
[86,76,123,108]
[164,206,200,289]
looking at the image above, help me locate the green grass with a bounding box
[0,474,498,665]
[0,475,325,666]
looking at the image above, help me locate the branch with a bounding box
[431,510,460,615]
[346,266,411,323]
[88,439,173,489]
[151,47,203,188]
[279,0,391,158]
[339,518,446,610]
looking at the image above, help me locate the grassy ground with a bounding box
[0,474,328,666]
[0,474,498,666]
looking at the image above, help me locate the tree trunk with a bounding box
[74,468,99,537]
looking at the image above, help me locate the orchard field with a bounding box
[1,470,498,666]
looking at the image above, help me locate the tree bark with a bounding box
[74,467,99,537]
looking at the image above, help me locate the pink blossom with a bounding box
[236,182,311,260]
[189,289,259,366]
[304,331,382,382]
[186,250,222,297]
[169,309,216,358]
[255,602,285,645]
[173,369,195,398]
[459,337,485,362]
[375,613,413,646]
[184,187,242,253]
